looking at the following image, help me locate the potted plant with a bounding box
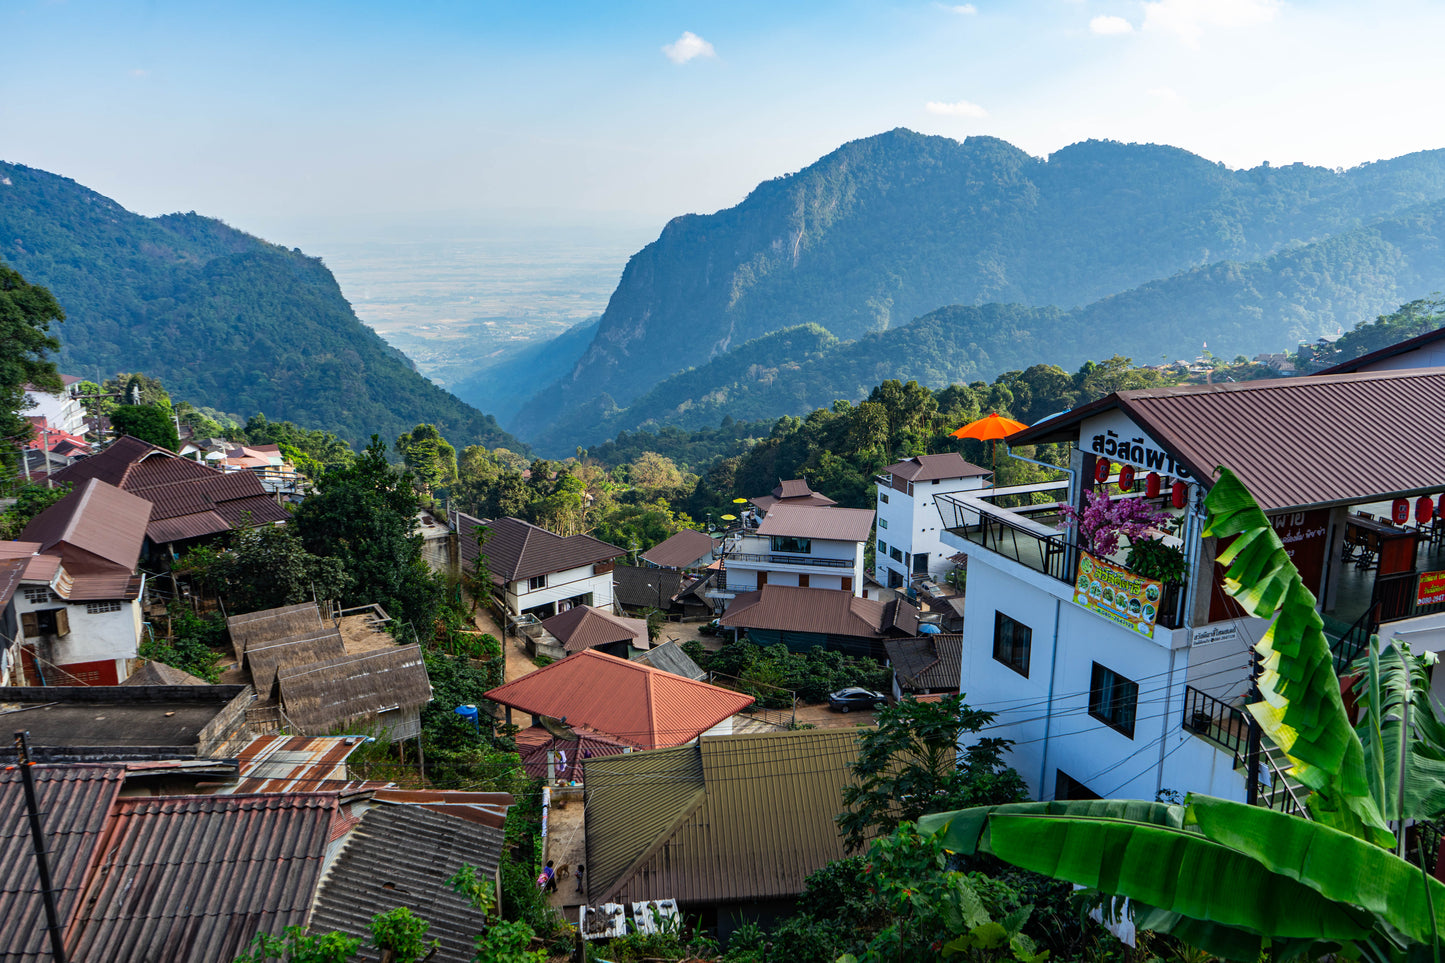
[1125,536,1188,584]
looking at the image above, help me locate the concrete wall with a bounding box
[506,565,616,617]
[725,534,864,597]
[876,474,987,583]
[14,589,142,683]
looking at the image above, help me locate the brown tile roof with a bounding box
[484,649,753,750]
[584,729,867,906]
[66,792,339,963]
[750,478,838,513]
[721,584,918,639]
[1008,368,1445,513]
[0,765,125,963]
[308,804,507,961]
[753,504,875,542]
[612,565,688,609]
[541,605,648,654]
[275,645,432,736]
[455,514,624,581]
[885,634,963,691]
[884,452,990,482]
[639,529,718,569]
[121,661,211,686]
[20,478,150,575]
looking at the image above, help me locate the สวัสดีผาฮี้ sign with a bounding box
[1074,551,1164,639]
[1083,411,1193,481]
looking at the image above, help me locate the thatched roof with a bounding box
[276,645,432,736]
[244,628,347,698]
[121,661,211,687]
[226,603,323,661]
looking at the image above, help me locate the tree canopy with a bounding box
[0,259,63,460]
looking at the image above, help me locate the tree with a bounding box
[395,423,457,494]
[110,402,180,451]
[294,437,442,629]
[837,694,1027,852]
[208,524,348,615]
[0,482,70,539]
[919,469,1445,961]
[0,261,64,457]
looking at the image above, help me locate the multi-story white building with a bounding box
[720,505,874,601]
[874,453,991,588]
[938,369,1445,808]
[23,375,87,437]
[455,514,625,624]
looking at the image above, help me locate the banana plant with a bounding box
[919,468,1445,961]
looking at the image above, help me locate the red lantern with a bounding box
[1094,460,1111,484]
[1118,465,1136,491]
[1392,498,1410,525]
[1146,472,1161,499]
[1171,480,1187,509]
[1417,495,1435,525]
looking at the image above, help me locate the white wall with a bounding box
[23,386,86,436]
[876,475,988,583]
[506,565,616,616]
[13,589,141,681]
[1360,340,1445,371]
[725,534,865,597]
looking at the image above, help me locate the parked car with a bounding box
[828,687,886,713]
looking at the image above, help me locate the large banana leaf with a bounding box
[1203,468,1392,845]
[1354,642,1445,824]
[918,797,1185,851]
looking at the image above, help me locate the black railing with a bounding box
[1331,601,1380,674]
[936,494,1075,584]
[1375,570,1445,625]
[1182,685,1252,769]
[722,552,854,569]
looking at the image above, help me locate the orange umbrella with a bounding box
[950,413,1028,484]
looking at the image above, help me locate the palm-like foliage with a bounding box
[920,468,1445,961]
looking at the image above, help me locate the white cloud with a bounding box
[1090,15,1135,35]
[662,31,716,65]
[1148,86,1184,106]
[1142,0,1280,45]
[945,4,978,14]
[926,99,989,118]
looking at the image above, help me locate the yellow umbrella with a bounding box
[950,412,1029,483]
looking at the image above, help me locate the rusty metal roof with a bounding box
[308,804,506,962]
[220,734,368,795]
[484,649,753,750]
[754,504,875,542]
[884,453,990,482]
[0,558,24,608]
[66,792,339,963]
[1009,368,1445,513]
[721,584,917,639]
[0,765,125,963]
[541,605,648,654]
[585,729,866,906]
[20,478,151,575]
[639,530,718,569]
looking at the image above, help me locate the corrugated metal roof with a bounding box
[0,557,24,608]
[467,516,625,581]
[585,730,866,906]
[0,765,125,963]
[639,530,718,569]
[633,641,706,681]
[484,650,753,750]
[221,735,367,795]
[541,605,648,654]
[308,805,506,962]
[754,505,875,542]
[612,565,687,609]
[62,573,142,601]
[721,584,917,639]
[368,789,514,829]
[885,635,962,691]
[1010,367,1445,513]
[20,478,151,575]
[884,453,990,482]
[66,792,338,963]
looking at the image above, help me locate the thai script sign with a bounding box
[1074,551,1164,638]
[1419,570,1445,607]
[1271,509,1330,596]
[1082,411,1192,479]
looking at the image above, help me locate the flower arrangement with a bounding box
[1057,490,1172,557]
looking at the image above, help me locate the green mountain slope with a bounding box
[510,129,1445,446]
[525,196,1445,451]
[449,315,600,424]
[0,162,523,452]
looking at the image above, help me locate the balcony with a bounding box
[722,552,854,570]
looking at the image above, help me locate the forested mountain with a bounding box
[449,315,599,424]
[0,162,522,451]
[511,129,1445,452]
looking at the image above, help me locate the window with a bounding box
[842,577,853,592]
[527,574,547,591]
[770,536,811,554]
[797,574,809,588]
[24,587,54,604]
[878,518,888,529]
[878,539,888,555]
[932,479,941,485]
[890,547,903,562]
[1089,663,1139,738]
[879,492,889,504]
[1055,770,1100,801]
[992,612,1031,677]
[86,601,123,615]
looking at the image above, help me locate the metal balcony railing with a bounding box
[722,552,854,569]
[936,492,1075,584]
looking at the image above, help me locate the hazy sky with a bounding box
[6,0,1445,244]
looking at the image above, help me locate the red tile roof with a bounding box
[0,765,125,963]
[484,650,753,750]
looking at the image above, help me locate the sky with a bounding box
[6,0,1445,246]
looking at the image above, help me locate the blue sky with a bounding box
[6,0,1445,244]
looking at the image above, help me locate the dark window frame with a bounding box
[1089,662,1139,738]
[770,535,812,554]
[992,611,1031,678]
[527,574,548,591]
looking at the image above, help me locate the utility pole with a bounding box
[15,731,69,963]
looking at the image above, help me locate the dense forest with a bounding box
[511,129,1445,452]
[0,162,522,452]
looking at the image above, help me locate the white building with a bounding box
[453,514,625,625]
[23,375,88,438]
[939,369,1445,807]
[720,505,874,602]
[874,453,991,588]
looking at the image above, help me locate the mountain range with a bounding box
[508,129,1445,453]
[0,162,522,453]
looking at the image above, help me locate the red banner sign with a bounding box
[1419,570,1445,607]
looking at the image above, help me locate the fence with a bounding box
[706,671,796,728]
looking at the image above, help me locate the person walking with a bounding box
[575,864,585,894]
[537,860,557,893]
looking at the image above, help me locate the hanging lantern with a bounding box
[1118,465,1136,491]
[1146,472,1162,499]
[1171,480,1187,509]
[1392,497,1410,525]
[1094,460,1111,484]
[1417,495,1435,525]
